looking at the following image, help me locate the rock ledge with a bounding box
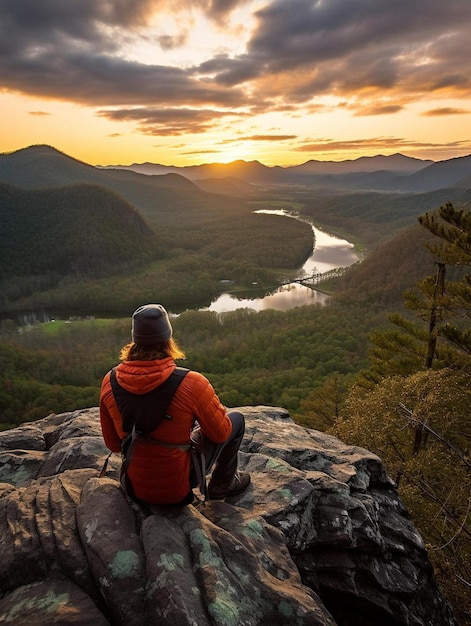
[0,406,457,625]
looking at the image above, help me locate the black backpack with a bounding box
[109,366,190,500]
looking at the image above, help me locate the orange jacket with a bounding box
[99,357,231,504]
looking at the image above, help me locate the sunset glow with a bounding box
[1,0,470,166]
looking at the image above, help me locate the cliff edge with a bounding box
[0,407,457,625]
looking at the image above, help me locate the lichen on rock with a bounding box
[0,406,458,625]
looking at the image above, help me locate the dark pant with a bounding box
[190,410,245,489]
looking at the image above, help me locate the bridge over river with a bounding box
[283,267,346,288]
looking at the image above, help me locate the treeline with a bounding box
[0,343,99,427]
[174,304,371,411]
[1,212,313,315]
[335,223,438,310]
[0,182,161,309]
[175,212,313,270]
[0,297,378,428]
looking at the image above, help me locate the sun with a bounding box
[212,142,256,164]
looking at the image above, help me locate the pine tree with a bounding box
[359,201,471,384]
[418,201,471,363]
[333,201,471,620]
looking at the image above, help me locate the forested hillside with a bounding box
[0,182,161,310]
[0,182,156,278]
[335,223,438,309]
[0,209,313,316]
[0,146,317,315]
[0,145,249,231]
[332,202,471,623]
[299,187,471,247]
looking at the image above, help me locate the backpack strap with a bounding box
[109,366,189,500]
[109,366,189,434]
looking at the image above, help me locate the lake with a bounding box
[202,210,359,313]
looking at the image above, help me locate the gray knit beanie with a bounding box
[131,304,173,345]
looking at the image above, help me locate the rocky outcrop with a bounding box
[0,406,457,625]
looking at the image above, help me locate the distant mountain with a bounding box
[103,159,285,185]
[3,144,470,256]
[403,154,471,192]
[0,181,157,281]
[454,171,471,189]
[288,153,432,175]
[0,145,196,190]
[323,154,471,194]
[102,152,471,194]
[2,144,470,318]
[101,153,433,186]
[5,145,471,201]
[0,145,248,231]
[297,184,471,250]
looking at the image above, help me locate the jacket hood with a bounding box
[115,357,175,394]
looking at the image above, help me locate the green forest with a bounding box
[2,204,470,622]
[0,181,313,314]
[1,146,470,622]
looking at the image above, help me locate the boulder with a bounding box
[0,406,457,625]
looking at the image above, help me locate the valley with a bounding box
[1,145,471,620]
[2,144,469,422]
[1,145,470,318]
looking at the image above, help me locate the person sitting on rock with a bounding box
[99,303,250,506]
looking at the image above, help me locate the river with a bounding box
[202,210,359,313]
[5,211,359,326]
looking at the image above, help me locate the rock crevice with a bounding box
[0,406,457,625]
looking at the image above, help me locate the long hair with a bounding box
[119,338,186,362]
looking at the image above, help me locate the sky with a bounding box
[1,0,471,167]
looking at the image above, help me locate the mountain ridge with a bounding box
[101,152,432,176]
[4,145,471,195]
[100,152,434,186]
[98,150,471,193]
[1,143,470,316]
[0,145,250,232]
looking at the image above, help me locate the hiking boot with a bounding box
[207,471,251,500]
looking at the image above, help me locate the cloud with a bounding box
[237,134,297,142]
[247,0,471,74]
[294,136,471,154]
[97,106,245,135]
[3,51,249,109]
[158,32,189,50]
[354,104,404,116]
[210,0,471,103]
[0,0,251,108]
[422,107,470,116]
[0,0,470,139]
[0,0,157,57]
[205,0,252,24]
[182,148,222,155]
